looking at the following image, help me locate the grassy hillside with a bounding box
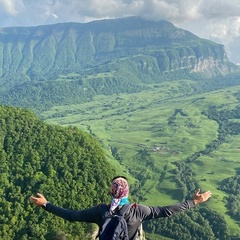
[42,79,240,238]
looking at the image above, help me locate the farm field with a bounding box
[42,80,240,234]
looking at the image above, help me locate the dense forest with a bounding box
[144,207,231,240]
[0,106,115,239]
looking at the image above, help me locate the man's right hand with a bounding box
[30,193,47,207]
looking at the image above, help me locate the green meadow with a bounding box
[42,79,240,234]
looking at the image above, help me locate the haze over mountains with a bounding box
[0,16,239,111]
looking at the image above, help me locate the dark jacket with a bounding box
[44,200,196,240]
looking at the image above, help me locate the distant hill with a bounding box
[0,105,115,239]
[0,16,239,111]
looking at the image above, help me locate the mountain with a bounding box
[0,16,239,111]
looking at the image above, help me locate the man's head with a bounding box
[110,176,129,199]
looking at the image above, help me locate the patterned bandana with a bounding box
[110,177,129,211]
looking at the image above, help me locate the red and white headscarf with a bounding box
[110,177,129,211]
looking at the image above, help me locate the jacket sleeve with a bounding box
[138,200,196,222]
[44,203,102,224]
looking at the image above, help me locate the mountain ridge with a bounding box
[0,17,237,78]
[0,16,239,110]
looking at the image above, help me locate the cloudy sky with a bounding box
[0,0,239,64]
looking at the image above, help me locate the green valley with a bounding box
[42,79,240,238]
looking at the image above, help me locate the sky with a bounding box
[0,0,239,64]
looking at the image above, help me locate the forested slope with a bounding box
[0,106,115,239]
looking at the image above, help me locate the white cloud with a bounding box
[200,0,240,19]
[0,0,19,15]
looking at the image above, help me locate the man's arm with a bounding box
[139,188,212,221]
[30,193,102,224]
